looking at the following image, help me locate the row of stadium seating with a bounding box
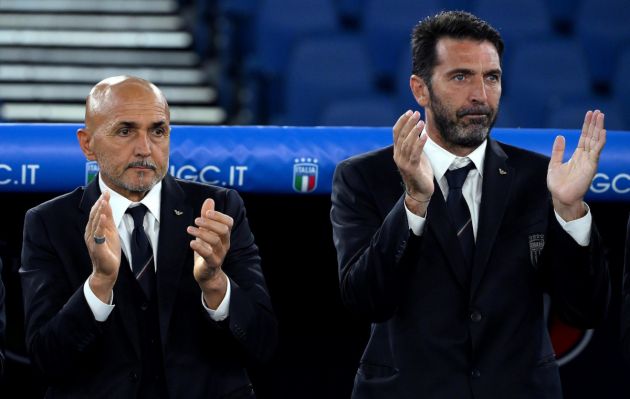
[208,0,629,129]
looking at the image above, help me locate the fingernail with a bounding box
[195,217,201,224]
[405,110,412,117]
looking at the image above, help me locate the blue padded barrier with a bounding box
[0,124,628,201]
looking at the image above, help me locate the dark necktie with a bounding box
[444,162,476,267]
[126,204,156,299]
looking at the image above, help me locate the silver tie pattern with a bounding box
[444,162,476,272]
[127,204,156,299]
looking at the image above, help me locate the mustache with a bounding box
[457,106,492,118]
[126,160,157,171]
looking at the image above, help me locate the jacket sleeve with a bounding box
[20,207,104,381]
[0,258,5,376]
[331,159,421,322]
[539,207,610,329]
[209,189,277,365]
[621,215,630,362]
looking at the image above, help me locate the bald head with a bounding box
[85,75,169,131]
[77,75,171,201]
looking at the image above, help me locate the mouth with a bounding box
[460,114,489,124]
[126,161,157,172]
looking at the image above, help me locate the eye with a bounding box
[487,74,500,82]
[118,127,131,136]
[453,74,465,81]
[153,127,167,137]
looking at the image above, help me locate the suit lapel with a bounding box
[79,177,142,356]
[78,177,101,215]
[471,139,513,297]
[427,180,470,290]
[156,175,192,348]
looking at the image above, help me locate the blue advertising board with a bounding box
[0,124,628,201]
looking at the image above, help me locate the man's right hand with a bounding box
[84,191,121,302]
[393,110,434,216]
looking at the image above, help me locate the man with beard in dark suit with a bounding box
[21,76,276,398]
[331,11,609,398]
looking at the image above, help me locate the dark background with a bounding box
[0,192,629,398]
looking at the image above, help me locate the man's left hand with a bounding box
[188,198,233,308]
[547,110,606,221]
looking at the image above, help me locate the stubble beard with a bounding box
[99,158,166,195]
[429,87,498,150]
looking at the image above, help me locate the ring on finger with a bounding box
[93,235,106,244]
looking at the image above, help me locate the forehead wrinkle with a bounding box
[85,76,169,131]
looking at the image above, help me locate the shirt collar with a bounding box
[423,129,487,182]
[98,175,162,227]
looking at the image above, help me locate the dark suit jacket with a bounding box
[20,175,277,398]
[620,215,630,363]
[331,139,609,399]
[0,257,5,376]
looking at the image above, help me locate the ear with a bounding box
[410,74,430,108]
[77,128,96,161]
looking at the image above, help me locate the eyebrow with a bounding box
[447,68,502,76]
[151,120,168,129]
[448,68,474,76]
[115,121,139,129]
[114,120,167,129]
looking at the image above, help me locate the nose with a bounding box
[134,131,151,157]
[469,76,488,104]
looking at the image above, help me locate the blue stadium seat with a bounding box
[575,0,630,88]
[394,46,420,113]
[335,0,365,26]
[362,0,444,82]
[319,96,399,126]
[613,46,630,128]
[217,0,259,17]
[282,35,377,125]
[253,0,339,78]
[545,97,626,131]
[473,0,553,73]
[473,0,552,43]
[543,0,582,32]
[504,39,591,128]
[248,0,340,121]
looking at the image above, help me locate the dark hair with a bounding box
[411,11,504,86]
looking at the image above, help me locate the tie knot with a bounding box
[126,204,148,228]
[445,162,475,190]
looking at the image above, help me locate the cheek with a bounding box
[154,144,170,166]
[490,84,502,101]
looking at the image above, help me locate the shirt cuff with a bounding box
[554,202,592,246]
[202,278,231,321]
[404,201,427,236]
[83,278,115,322]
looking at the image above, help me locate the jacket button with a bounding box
[140,302,149,311]
[129,372,138,382]
[470,310,482,322]
[471,369,481,378]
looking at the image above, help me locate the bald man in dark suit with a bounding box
[21,76,276,398]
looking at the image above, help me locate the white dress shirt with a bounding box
[84,176,231,321]
[404,132,591,246]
